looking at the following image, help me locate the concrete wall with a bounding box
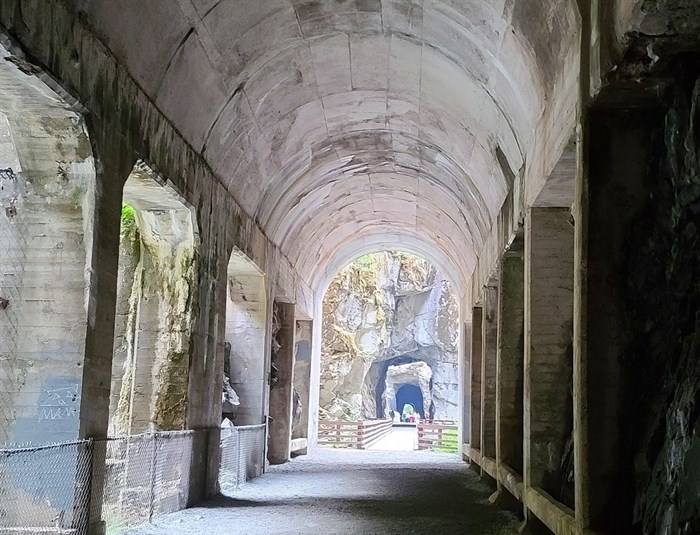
[497,245,525,476]
[0,63,94,445]
[524,208,575,508]
[268,302,295,465]
[0,5,314,516]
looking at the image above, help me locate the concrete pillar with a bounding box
[0,114,96,445]
[78,151,131,535]
[524,208,574,504]
[268,302,296,465]
[470,307,483,455]
[496,244,525,477]
[574,107,659,531]
[307,298,323,449]
[481,284,499,462]
[461,319,472,456]
[292,320,313,454]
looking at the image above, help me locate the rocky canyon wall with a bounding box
[319,252,459,422]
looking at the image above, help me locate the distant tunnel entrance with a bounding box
[396,384,424,419]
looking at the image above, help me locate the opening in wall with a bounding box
[108,162,198,435]
[224,249,267,426]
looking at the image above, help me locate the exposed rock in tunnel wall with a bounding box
[320,252,459,421]
[110,205,196,434]
[624,67,700,535]
[110,214,141,435]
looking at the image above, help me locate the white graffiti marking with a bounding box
[38,385,80,419]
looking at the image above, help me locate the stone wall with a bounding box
[623,67,700,535]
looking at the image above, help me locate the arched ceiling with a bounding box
[77,0,580,294]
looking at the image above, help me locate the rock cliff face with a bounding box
[624,70,700,535]
[319,252,459,421]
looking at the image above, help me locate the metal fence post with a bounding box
[237,427,243,488]
[148,433,158,522]
[263,416,270,474]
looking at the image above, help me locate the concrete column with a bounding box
[524,208,574,504]
[292,320,312,455]
[496,244,525,477]
[469,308,483,458]
[78,149,131,535]
[307,299,323,449]
[268,302,296,465]
[481,284,499,462]
[574,108,658,531]
[461,319,472,456]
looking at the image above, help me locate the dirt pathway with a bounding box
[127,448,519,535]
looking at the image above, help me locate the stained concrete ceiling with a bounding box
[74,0,580,293]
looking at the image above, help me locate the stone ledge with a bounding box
[468,449,576,535]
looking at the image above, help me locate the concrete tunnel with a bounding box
[0,1,699,534]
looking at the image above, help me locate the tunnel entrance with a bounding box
[378,359,432,420]
[396,385,424,420]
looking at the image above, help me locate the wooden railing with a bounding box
[417,421,459,453]
[318,419,393,449]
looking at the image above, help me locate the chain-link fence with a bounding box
[0,440,92,534]
[0,424,269,534]
[219,424,267,493]
[0,167,28,445]
[97,430,196,534]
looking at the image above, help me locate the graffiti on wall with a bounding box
[37,384,80,420]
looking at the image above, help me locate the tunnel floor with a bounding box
[126,449,519,535]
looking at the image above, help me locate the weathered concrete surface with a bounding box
[0,0,585,299]
[524,208,574,509]
[226,263,268,427]
[109,167,197,435]
[292,319,312,446]
[576,107,658,532]
[481,284,499,462]
[469,307,483,452]
[0,42,94,445]
[125,449,520,535]
[268,302,296,465]
[496,245,524,476]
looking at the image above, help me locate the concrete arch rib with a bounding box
[308,230,469,298]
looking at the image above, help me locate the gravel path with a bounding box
[127,448,519,535]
